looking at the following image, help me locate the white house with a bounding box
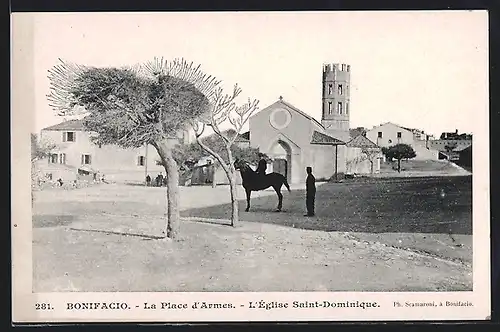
[365,122,439,160]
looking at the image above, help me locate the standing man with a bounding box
[305,167,316,217]
[157,172,164,187]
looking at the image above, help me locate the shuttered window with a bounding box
[81,154,92,165]
[62,132,76,142]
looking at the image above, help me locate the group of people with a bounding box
[145,173,167,187]
[255,158,316,217]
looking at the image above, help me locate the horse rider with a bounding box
[255,158,267,178]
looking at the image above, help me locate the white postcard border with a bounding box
[11,12,491,323]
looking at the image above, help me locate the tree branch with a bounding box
[195,135,230,175]
[227,98,259,146]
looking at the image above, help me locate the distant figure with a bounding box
[304,167,316,217]
[255,158,267,177]
[146,174,151,186]
[157,172,164,187]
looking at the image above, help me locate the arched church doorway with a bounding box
[270,140,292,183]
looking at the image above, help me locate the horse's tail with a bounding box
[283,176,291,192]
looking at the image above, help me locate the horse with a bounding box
[233,158,291,212]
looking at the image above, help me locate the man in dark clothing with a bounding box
[157,172,164,187]
[255,158,267,177]
[146,175,151,187]
[305,167,316,217]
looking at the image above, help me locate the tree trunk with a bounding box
[225,146,239,227]
[154,140,180,240]
[194,135,239,226]
[397,159,401,173]
[228,169,239,227]
[212,164,217,188]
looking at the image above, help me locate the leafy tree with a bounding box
[383,143,417,173]
[31,133,56,162]
[191,85,259,227]
[31,133,56,205]
[47,58,220,239]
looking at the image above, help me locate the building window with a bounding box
[49,153,58,164]
[81,154,92,165]
[59,153,66,164]
[328,102,332,114]
[338,84,343,95]
[345,103,349,114]
[62,131,76,142]
[138,156,145,166]
[328,84,333,95]
[341,64,347,71]
[378,132,383,138]
[337,102,342,114]
[397,132,402,138]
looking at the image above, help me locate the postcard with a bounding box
[11,10,490,323]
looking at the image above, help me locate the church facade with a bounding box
[241,63,381,184]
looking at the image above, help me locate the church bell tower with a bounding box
[321,63,351,137]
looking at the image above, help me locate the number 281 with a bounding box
[35,303,53,310]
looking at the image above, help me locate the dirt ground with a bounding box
[32,174,473,292]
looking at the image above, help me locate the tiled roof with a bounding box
[42,119,85,131]
[310,131,345,145]
[346,134,379,148]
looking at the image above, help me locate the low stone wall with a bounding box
[33,179,103,191]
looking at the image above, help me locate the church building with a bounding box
[240,63,380,184]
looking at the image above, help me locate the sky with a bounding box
[24,11,488,137]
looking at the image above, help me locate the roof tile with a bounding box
[42,119,85,131]
[310,131,345,145]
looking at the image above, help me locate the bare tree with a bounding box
[191,85,259,227]
[47,58,220,239]
[345,154,364,174]
[361,147,381,175]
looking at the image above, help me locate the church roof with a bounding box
[346,134,379,148]
[252,97,325,130]
[42,119,85,131]
[279,99,325,130]
[310,131,345,145]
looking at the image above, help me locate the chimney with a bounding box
[455,129,458,134]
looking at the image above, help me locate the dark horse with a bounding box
[234,158,291,212]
